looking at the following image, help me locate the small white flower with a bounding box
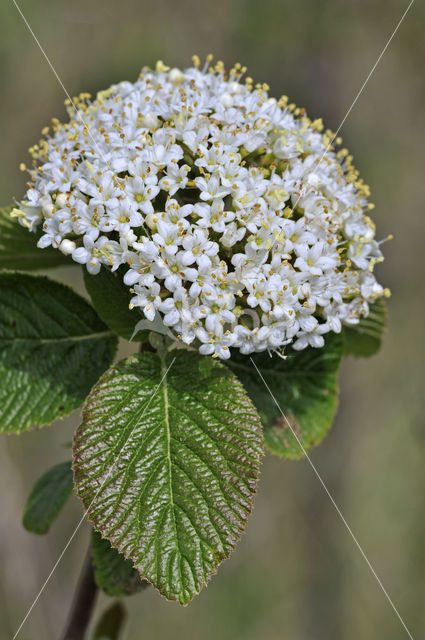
[72,236,116,275]
[161,199,193,229]
[281,218,316,253]
[81,172,122,209]
[101,201,143,234]
[197,325,233,359]
[153,221,182,256]
[147,142,183,167]
[72,202,107,241]
[292,322,328,350]
[181,228,218,269]
[221,222,246,248]
[294,242,338,276]
[131,281,161,321]
[37,217,62,249]
[195,175,231,201]
[126,177,160,214]
[159,164,190,195]
[160,287,192,327]
[195,200,235,233]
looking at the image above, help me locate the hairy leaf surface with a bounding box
[22,461,74,534]
[343,298,387,357]
[0,272,117,433]
[73,351,263,604]
[84,268,148,342]
[227,334,343,459]
[92,530,145,597]
[0,207,69,270]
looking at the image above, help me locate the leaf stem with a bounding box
[61,545,98,640]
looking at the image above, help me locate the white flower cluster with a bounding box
[15,57,388,358]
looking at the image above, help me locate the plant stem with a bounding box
[61,545,98,640]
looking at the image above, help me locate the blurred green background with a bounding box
[1,0,424,638]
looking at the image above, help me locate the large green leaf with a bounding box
[83,268,148,342]
[0,272,117,433]
[73,350,264,605]
[22,461,74,534]
[227,334,343,459]
[0,207,69,270]
[92,530,145,597]
[343,298,387,357]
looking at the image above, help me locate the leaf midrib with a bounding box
[160,353,182,591]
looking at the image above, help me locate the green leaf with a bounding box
[83,268,148,342]
[73,350,264,605]
[92,530,145,597]
[0,272,118,433]
[22,461,74,534]
[343,298,387,357]
[0,207,70,270]
[227,334,343,459]
[93,602,126,640]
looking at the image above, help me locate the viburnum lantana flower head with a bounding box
[14,56,389,359]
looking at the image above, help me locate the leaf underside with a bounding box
[227,333,343,459]
[0,207,70,270]
[22,461,74,534]
[92,530,145,597]
[73,351,264,605]
[0,272,117,433]
[343,298,387,357]
[83,267,148,342]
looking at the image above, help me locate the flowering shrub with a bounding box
[0,58,387,631]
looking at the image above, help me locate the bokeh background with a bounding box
[1,1,424,638]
